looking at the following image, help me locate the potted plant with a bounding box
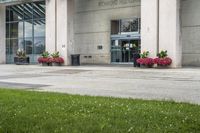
[136,51,154,68]
[154,50,172,68]
[38,51,53,66]
[14,49,30,65]
[51,52,64,66]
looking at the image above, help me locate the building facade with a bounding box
[0,0,199,67]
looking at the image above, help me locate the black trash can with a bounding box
[71,54,80,66]
[133,52,140,67]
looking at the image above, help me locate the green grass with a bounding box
[0,89,200,133]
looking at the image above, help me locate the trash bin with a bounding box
[133,52,140,67]
[71,54,80,66]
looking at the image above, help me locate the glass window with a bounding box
[34,20,45,37]
[6,7,10,22]
[24,20,33,38]
[23,3,33,20]
[130,19,139,32]
[6,39,10,63]
[33,1,45,19]
[25,38,33,55]
[18,39,24,50]
[10,22,23,38]
[5,1,45,64]
[34,37,45,54]
[10,39,18,55]
[121,18,139,33]
[111,18,140,35]
[6,39,10,55]
[10,5,23,21]
[6,23,9,38]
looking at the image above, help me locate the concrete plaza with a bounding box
[0,64,200,105]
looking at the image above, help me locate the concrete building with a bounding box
[0,0,199,67]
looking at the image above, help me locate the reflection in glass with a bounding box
[6,39,10,63]
[10,5,23,21]
[10,22,23,38]
[34,20,45,37]
[6,23,9,38]
[33,1,45,19]
[121,19,131,32]
[6,7,9,22]
[121,18,139,33]
[130,19,139,32]
[25,38,33,55]
[6,39,10,55]
[111,18,140,35]
[18,39,24,49]
[34,37,45,54]
[111,39,140,63]
[25,21,33,38]
[24,3,33,20]
[10,39,18,56]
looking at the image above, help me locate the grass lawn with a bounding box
[0,89,200,133]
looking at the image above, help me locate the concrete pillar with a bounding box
[46,0,74,65]
[159,0,182,68]
[57,0,74,65]
[45,0,56,53]
[0,5,6,64]
[141,0,158,58]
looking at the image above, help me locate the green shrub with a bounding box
[157,50,168,58]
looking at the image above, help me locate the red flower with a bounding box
[137,58,154,66]
[154,57,172,66]
[52,57,64,64]
[38,57,53,63]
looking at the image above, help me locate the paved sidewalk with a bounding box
[0,64,200,104]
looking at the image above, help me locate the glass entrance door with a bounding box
[110,18,141,64]
[111,39,140,63]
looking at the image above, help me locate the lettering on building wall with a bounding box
[98,0,139,7]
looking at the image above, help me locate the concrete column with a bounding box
[0,5,6,64]
[45,0,56,53]
[141,0,158,58]
[56,0,74,65]
[159,0,182,68]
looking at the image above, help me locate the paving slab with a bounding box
[0,64,200,105]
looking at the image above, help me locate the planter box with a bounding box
[52,62,62,66]
[14,57,30,65]
[42,63,52,66]
[156,65,170,69]
[140,64,153,68]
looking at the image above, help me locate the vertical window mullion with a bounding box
[32,3,34,59]
[23,4,25,52]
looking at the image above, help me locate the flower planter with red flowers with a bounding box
[154,57,172,67]
[137,58,154,68]
[38,51,53,66]
[136,51,154,68]
[51,52,64,66]
[154,50,172,68]
[52,57,64,66]
[38,57,53,66]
